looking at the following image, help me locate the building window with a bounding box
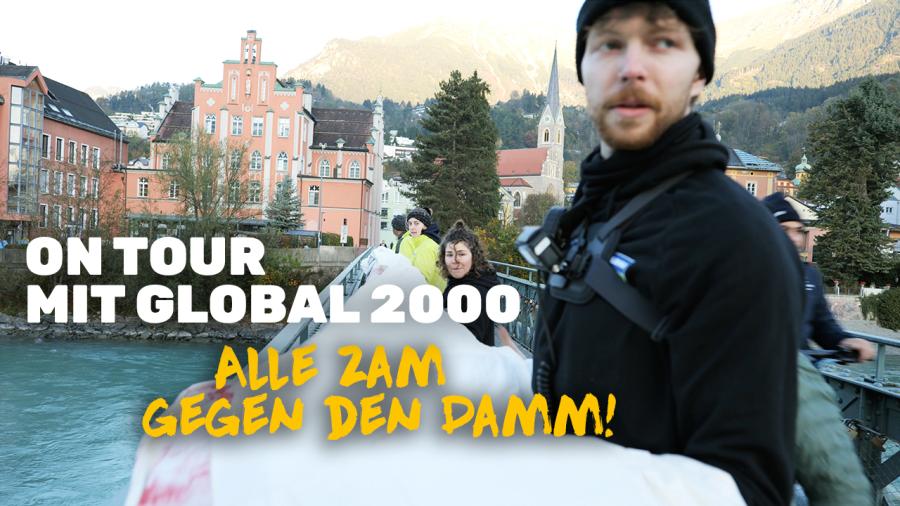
[251,117,263,136]
[53,205,62,228]
[514,192,521,208]
[91,209,99,229]
[229,181,241,201]
[54,171,63,195]
[309,185,320,206]
[557,131,561,143]
[92,147,100,169]
[91,178,99,198]
[276,152,288,172]
[138,177,149,198]
[260,77,268,103]
[68,173,76,196]
[230,74,238,101]
[543,129,550,143]
[161,153,170,170]
[746,181,757,196]
[39,169,49,194]
[380,208,388,218]
[250,151,262,171]
[80,176,88,197]
[245,78,251,96]
[41,134,50,158]
[382,192,388,203]
[55,137,64,161]
[248,181,261,203]
[381,221,388,230]
[229,152,241,171]
[231,116,243,136]
[278,118,290,138]
[68,141,76,164]
[81,145,88,167]
[319,159,330,178]
[168,180,179,199]
[205,114,216,134]
[67,206,75,225]
[349,160,361,179]
[39,204,48,228]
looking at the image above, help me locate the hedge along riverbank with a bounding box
[860,288,900,331]
[0,237,335,320]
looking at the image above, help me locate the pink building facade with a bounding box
[140,30,384,246]
[1,65,127,242]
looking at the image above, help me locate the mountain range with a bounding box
[284,0,898,105]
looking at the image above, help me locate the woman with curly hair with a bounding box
[439,220,517,351]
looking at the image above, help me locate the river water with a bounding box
[0,336,245,506]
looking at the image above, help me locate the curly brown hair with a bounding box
[438,220,494,279]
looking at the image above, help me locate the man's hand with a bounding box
[839,338,876,362]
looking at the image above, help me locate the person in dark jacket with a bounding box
[422,207,442,245]
[391,214,407,254]
[531,2,802,504]
[763,192,875,361]
[439,220,517,349]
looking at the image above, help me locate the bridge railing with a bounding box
[265,247,377,353]
[490,261,540,354]
[820,330,900,504]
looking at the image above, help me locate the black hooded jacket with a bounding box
[443,269,500,346]
[532,114,802,505]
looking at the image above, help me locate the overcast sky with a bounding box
[1,0,784,92]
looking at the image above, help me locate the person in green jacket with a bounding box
[399,208,446,290]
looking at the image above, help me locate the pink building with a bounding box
[141,30,384,245]
[1,65,127,242]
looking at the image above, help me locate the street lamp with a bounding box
[317,142,326,246]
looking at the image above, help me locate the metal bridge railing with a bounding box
[265,247,377,353]
[489,261,540,354]
[821,331,900,505]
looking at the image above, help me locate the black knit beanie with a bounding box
[763,192,802,223]
[391,214,407,232]
[406,208,432,228]
[575,0,716,84]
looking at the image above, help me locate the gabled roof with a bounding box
[497,148,549,177]
[311,107,373,150]
[44,77,122,140]
[154,101,193,142]
[500,177,533,188]
[726,148,782,172]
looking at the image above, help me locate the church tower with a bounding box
[537,45,565,179]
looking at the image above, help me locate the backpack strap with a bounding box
[582,172,692,339]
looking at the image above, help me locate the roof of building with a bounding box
[497,147,549,177]
[43,77,123,140]
[726,148,782,172]
[0,64,38,78]
[154,101,193,142]
[499,177,533,188]
[311,107,373,150]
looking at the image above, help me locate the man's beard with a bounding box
[590,86,689,151]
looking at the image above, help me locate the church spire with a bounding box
[546,44,561,121]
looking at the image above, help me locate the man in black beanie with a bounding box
[391,214,407,254]
[763,192,875,360]
[531,2,802,504]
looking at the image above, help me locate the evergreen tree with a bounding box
[800,79,900,284]
[266,179,303,230]
[402,70,500,230]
